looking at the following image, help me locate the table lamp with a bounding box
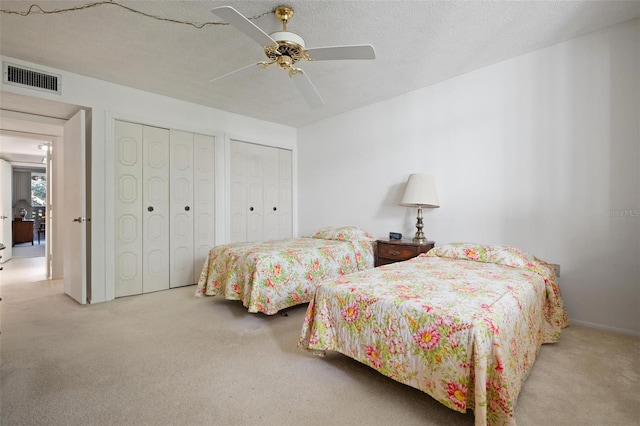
[399,173,440,244]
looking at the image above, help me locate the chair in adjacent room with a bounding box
[37,220,46,244]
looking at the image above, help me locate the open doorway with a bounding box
[1,92,89,299]
[11,167,47,259]
[0,118,59,278]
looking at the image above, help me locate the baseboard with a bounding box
[569,319,640,338]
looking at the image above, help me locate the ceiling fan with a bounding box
[210,5,376,108]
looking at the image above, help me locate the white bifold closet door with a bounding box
[192,134,216,283]
[115,121,215,297]
[229,140,292,243]
[277,148,292,240]
[263,147,293,240]
[143,126,171,292]
[114,121,170,296]
[169,130,215,288]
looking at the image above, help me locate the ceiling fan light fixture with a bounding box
[276,55,294,70]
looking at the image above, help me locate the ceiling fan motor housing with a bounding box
[266,31,309,64]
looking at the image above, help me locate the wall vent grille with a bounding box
[3,62,61,94]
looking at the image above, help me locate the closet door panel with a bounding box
[246,145,264,242]
[170,130,194,288]
[246,181,263,241]
[263,146,280,241]
[278,149,293,239]
[142,126,170,293]
[193,134,215,282]
[114,120,143,297]
[229,141,248,243]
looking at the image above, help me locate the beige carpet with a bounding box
[1,257,638,426]
[9,238,45,259]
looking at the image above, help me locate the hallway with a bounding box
[0,256,47,288]
[11,229,45,259]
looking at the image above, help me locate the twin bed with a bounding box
[197,235,568,425]
[196,226,375,314]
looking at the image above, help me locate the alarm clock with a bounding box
[389,232,403,240]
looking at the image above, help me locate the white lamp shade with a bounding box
[399,174,440,208]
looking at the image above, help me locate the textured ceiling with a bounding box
[1,0,640,129]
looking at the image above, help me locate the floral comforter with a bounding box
[299,243,569,425]
[196,235,374,315]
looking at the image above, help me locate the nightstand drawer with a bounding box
[378,244,420,260]
[375,240,435,267]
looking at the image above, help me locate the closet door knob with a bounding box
[147,206,154,212]
[249,207,254,211]
[184,206,190,211]
[273,207,277,211]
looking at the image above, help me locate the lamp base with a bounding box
[412,236,428,244]
[412,207,428,244]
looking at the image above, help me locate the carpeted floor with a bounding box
[10,235,45,259]
[1,257,639,426]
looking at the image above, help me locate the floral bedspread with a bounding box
[196,237,374,315]
[299,244,569,425]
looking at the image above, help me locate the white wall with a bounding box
[298,20,640,336]
[1,55,297,304]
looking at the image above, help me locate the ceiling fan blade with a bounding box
[210,63,261,84]
[212,6,276,47]
[291,71,325,109]
[305,45,376,61]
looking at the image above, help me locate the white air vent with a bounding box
[3,62,61,95]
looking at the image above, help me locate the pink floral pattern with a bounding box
[196,237,374,314]
[427,242,542,271]
[299,253,569,425]
[307,226,376,242]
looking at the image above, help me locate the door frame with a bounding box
[0,107,87,299]
[0,158,13,261]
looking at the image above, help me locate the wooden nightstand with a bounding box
[375,239,435,267]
